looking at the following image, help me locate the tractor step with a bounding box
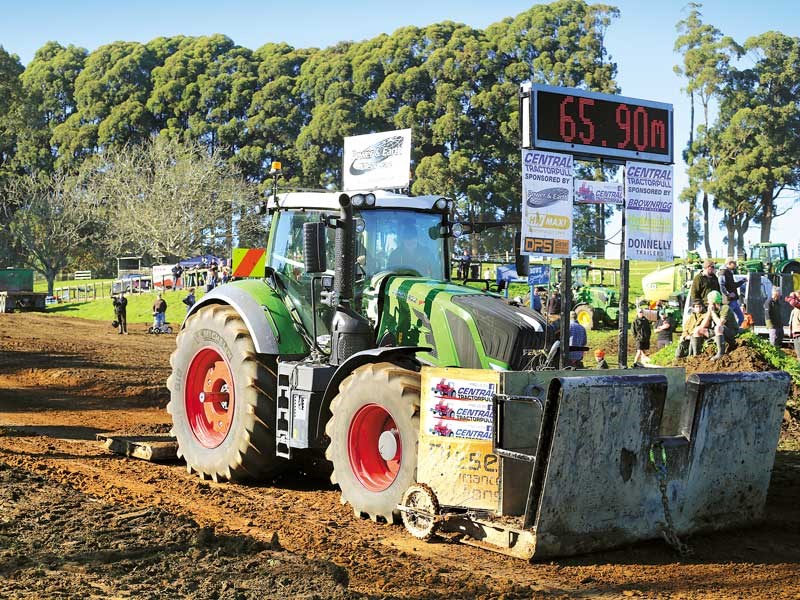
[97,432,178,462]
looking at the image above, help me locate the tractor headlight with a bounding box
[364,193,376,206]
[434,198,448,211]
[351,194,365,207]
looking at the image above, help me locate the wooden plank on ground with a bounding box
[97,432,179,462]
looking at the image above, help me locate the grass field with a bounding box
[43,288,200,327]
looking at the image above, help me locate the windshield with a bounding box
[355,209,446,280]
[267,208,446,335]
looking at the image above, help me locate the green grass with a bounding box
[44,288,200,325]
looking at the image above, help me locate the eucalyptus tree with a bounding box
[674,3,738,257]
[713,31,800,243]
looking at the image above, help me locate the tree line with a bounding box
[0,0,621,288]
[2,0,794,289]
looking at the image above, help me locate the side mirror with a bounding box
[514,232,529,277]
[303,222,327,273]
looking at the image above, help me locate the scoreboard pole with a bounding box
[618,166,629,368]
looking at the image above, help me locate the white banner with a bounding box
[574,180,624,204]
[342,129,411,191]
[521,149,573,257]
[624,161,674,261]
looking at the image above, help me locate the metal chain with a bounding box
[649,442,694,557]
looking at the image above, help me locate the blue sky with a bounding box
[2,0,798,258]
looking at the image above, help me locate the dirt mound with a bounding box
[674,341,776,375]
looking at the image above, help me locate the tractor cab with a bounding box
[265,191,451,341]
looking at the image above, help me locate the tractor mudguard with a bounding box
[184,280,308,357]
[315,346,430,442]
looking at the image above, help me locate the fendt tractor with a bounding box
[166,189,790,560]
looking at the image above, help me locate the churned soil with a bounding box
[1,312,799,599]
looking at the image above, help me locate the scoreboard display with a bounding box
[522,84,673,164]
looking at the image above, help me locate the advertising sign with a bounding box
[574,180,624,204]
[417,368,501,511]
[527,264,550,286]
[521,149,573,258]
[342,129,411,191]
[624,162,674,261]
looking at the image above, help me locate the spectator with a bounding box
[719,259,745,325]
[632,308,652,365]
[458,249,471,280]
[764,287,785,349]
[787,292,800,359]
[207,262,219,291]
[568,310,587,368]
[547,289,562,315]
[704,290,738,361]
[594,348,609,369]
[221,265,231,284]
[654,301,674,350]
[675,299,706,359]
[153,293,168,330]
[740,304,754,330]
[112,292,128,335]
[531,287,543,312]
[690,259,721,306]
[182,288,196,313]
[171,263,184,290]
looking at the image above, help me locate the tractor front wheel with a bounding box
[575,304,595,331]
[167,304,283,482]
[325,362,420,523]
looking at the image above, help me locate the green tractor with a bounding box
[739,243,800,279]
[166,190,553,522]
[552,264,620,330]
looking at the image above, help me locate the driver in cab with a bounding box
[388,220,435,277]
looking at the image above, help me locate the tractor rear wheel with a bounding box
[575,304,595,331]
[325,362,420,523]
[166,304,283,482]
[782,261,800,275]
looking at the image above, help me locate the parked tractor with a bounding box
[551,264,620,330]
[740,242,800,278]
[165,189,791,559]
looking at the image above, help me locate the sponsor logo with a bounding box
[349,135,405,175]
[526,187,569,208]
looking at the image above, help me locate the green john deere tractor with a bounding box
[166,190,553,522]
[552,264,620,330]
[740,243,800,279]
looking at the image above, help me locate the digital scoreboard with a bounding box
[521,84,673,164]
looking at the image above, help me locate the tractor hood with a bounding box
[371,275,553,370]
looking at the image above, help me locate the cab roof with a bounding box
[273,190,450,212]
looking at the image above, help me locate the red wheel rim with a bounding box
[185,347,235,448]
[347,404,402,492]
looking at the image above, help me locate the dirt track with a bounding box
[1,313,799,599]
